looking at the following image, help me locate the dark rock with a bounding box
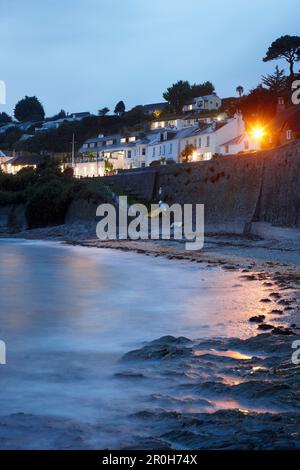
[258,323,274,331]
[272,327,295,336]
[249,315,266,323]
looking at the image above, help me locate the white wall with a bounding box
[146,139,179,165]
[73,161,105,178]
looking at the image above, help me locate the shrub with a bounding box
[25,179,73,228]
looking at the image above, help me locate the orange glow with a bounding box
[251,126,266,141]
[192,151,199,162]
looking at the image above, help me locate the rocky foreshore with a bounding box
[115,333,300,450]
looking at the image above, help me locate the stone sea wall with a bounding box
[102,140,300,236]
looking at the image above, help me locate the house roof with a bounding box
[220,134,245,147]
[269,105,300,133]
[6,154,45,166]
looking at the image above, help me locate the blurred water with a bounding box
[0,239,277,448]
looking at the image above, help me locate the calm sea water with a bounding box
[0,239,275,448]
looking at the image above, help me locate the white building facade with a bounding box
[76,113,258,177]
[182,94,222,113]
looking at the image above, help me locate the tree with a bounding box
[98,107,110,116]
[180,144,197,163]
[0,112,12,124]
[163,80,191,113]
[1,126,22,147]
[163,80,215,112]
[190,81,215,98]
[124,105,148,126]
[263,35,300,79]
[238,85,277,123]
[262,66,288,95]
[236,85,244,97]
[114,101,125,116]
[14,96,45,122]
[105,159,114,174]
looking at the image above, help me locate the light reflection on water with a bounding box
[0,239,277,434]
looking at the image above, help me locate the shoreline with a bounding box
[2,226,300,334]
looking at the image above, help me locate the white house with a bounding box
[219,134,258,155]
[178,113,258,161]
[73,161,105,178]
[150,111,223,132]
[78,132,151,174]
[77,113,257,177]
[150,117,185,131]
[182,94,222,113]
[146,127,200,165]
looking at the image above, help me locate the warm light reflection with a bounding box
[193,349,253,360]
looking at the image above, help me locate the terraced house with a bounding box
[76,111,257,177]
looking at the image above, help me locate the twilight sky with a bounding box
[1,0,299,117]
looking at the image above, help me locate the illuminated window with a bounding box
[286,130,292,140]
[128,136,136,142]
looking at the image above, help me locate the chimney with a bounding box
[277,97,285,114]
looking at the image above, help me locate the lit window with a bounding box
[286,130,292,140]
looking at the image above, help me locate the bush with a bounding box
[0,190,26,206]
[25,179,73,228]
